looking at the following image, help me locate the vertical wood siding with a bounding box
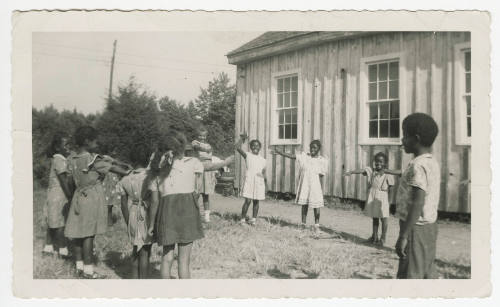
[234,32,471,213]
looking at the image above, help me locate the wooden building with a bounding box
[226,32,471,213]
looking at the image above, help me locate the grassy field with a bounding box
[33,188,470,279]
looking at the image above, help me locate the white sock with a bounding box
[76,260,84,271]
[240,218,246,223]
[205,210,211,221]
[83,264,94,275]
[59,247,69,256]
[43,244,54,253]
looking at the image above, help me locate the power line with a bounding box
[33,51,227,75]
[33,41,230,68]
[33,52,110,64]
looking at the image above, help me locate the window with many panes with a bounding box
[367,61,400,139]
[276,75,298,140]
[464,50,471,137]
[454,42,471,145]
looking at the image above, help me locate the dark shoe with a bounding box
[365,236,376,244]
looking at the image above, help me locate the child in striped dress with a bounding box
[235,133,266,226]
[42,133,72,258]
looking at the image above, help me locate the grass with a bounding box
[33,188,470,279]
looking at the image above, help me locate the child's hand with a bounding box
[240,132,248,142]
[395,236,408,258]
[191,140,200,148]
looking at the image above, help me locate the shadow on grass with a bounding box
[212,211,471,278]
[104,251,162,279]
[267,266,320,279]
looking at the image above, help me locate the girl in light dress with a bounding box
[42,132,72,258]
[235,134,267,226]
[344,152,401,246]
[148,132,234,279]
[272,140,328,233]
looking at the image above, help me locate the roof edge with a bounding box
[227,31,378,65]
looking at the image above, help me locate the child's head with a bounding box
[373,152,388,171]
[47,132,69,157]
[164,131,187,158]
[401,113,439,154]
[249,139,262,154]
[74,125,98,152]
[197,126,208,143]
[310,140,322,157]
[128,145,151,169]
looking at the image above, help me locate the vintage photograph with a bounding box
[31,30,472,280]
[11,10,491,298]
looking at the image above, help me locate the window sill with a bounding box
[270,139,301,146]
[358,138,402,146]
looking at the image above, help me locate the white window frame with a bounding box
[454,42,471,146]
[359,52,407,145]
[270,69,302,145]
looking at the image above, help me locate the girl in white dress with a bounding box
[344,152,401,246]
[235,134,266,226]
[272,140,328,233]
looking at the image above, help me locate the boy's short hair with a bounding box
[402,113,439,147]
[74,125,98,147]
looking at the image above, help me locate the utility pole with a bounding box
[108,40,117,103]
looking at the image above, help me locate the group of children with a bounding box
[42,112,441,279]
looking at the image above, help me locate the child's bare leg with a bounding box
[177,242,193,279]
[252,200,259,218]
[380,218,388,243]
[372,218,380,241]
[82,236,94,265]
[72,238,84,274]
[54,227,66,248]
[202,194,210,222]
[161,244,175,279]
[313,208,320,224]
[301,205,309,224]
[131,246,139,279]
[202,194,209,210]
[43,228,53,252]
[107,206,113,226]
[241,198,251,220]
[138,245,151,279]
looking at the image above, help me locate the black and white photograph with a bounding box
[10,10,491,298]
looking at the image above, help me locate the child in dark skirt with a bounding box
[148,132,234,279]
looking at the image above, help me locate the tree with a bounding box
[95,78,162,164]
[193,72,236,156]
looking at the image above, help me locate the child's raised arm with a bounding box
[270,146,296,160]
[234,134,247,159]
[385,169,402,176]
[192,140,212,153]
[203,155,235,171]
[343,169,368,176]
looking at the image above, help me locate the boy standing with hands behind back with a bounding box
[395,113,441,279]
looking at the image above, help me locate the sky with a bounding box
[32,31,263,114]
